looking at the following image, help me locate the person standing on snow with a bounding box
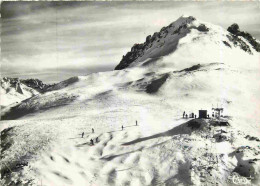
[136,120,138,126]
[122,125,124,130]
[183,111,185,118]
[90,139,94,145]
[92,128,94,133]
[82,132,84,138]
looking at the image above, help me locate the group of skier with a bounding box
[81,121,138,146]
[183,111,197,119]
[90,137,99,145]
[183,111,211,119]
[81,128,95,138]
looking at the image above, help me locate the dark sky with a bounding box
[1,1,260,83]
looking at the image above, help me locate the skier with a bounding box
[122,125,124,130]
[90,139,94,145]
[195,115,197,119]
[82,132,84,138]
[185,114,188,119]
[136,120,138,126]
[183,111,185,118]
[92,128,94,133]
[96,137,99,143]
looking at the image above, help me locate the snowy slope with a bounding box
[1,16,260,186]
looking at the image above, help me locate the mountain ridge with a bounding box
[115,15,260,71]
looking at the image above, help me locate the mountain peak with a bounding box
[115,16,259,71]
[114,15,199,70]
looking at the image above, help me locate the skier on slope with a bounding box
[82,132,84,138]
[90,139,94,145]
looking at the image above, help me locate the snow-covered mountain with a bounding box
[115,16,259,71]
[0,76,80,109]
[0,77,52,107]
[1,16,260,186]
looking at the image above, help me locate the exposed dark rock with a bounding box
[160,26,167,32]
[223,41,231,48]
[197,24,209,32]
[227,34,252,54]
[187,119,202,129]
[179,64,201,72]
[146,74,169,94]
[227,23,260,52]
[210,120,229,126]
[227,23,240,35]
[213,133,228,142]
[146,35,151,43]
[245,135,260,141]
[21,78,51,92]
[1,127,15,156]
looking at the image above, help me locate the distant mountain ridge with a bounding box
[0,77,53,107]
[0,77,81,107]
[1,77,53,93]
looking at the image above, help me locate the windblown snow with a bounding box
[1,16,260,186]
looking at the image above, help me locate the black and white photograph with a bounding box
[1,1,260,185]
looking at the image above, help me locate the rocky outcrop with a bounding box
[15,82,23,94]
[114,16,196,70]
[146,74,169,94]
[21,78,49,92]
[227,34,252,54]
[197,24,209,32]
[227,23,260,52]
